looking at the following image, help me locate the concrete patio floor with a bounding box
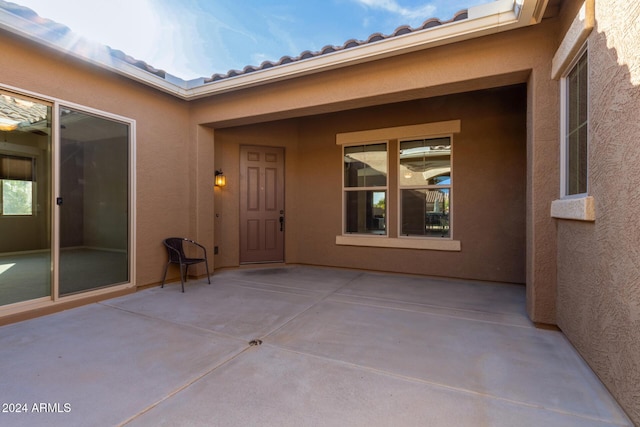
[0,266,632,426]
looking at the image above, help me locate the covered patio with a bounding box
[0,266,631,426]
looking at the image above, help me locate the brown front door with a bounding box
[240,146,285,263]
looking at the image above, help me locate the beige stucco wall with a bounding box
[0,30,200,289]
[555,0,640,424]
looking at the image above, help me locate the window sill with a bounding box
[550,196,595,221]
[336,235,461,251]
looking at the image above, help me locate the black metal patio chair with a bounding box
[161,237,211,292]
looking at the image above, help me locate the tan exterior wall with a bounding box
[555,0,640,424]
[0,31,200,290]
[526,60,560,325]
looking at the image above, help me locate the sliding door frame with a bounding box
[52,101,137,303]
[0,83,136,317]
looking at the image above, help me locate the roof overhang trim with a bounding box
[0,0,549,100]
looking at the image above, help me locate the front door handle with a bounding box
[279,216,284,231]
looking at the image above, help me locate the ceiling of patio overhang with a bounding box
[0,0,556,101]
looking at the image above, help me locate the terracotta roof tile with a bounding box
[2,0,70,39]
[108,49,166,78]
[367,33,385,43]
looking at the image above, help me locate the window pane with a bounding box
[401,188,450,237]
[399,138,451,187]
[568,123,588,195]
[578,53,588,125]
[0,155,34,181]
[567,69,579,133]
[344,143,387,187]
[345,190,386,234]
[59,108,130,295]
[565,52,588,195]
[2,180,32,215]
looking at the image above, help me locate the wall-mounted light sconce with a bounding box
[215,170,226,187]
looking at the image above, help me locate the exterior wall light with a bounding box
[215,170,226,187]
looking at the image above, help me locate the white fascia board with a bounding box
[517,0,551,24]
[1,0,546,100]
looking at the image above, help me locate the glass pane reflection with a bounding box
[345,190,386,234]
[399,138,450,187]
[401,188,450,237]
[565,52,588,195]
[344,143,387,187]
[59,108,130,296]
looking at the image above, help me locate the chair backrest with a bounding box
[163,238,186,263]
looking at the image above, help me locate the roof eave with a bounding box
[188,0,548,100]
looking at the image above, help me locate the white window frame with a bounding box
[559,46,588,199]
[550,1,595,222]
[398,135,453,240]
[342,141,389,237]
[552,46,594,221]
[336,120,461,251]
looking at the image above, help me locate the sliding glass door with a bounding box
[0,88,134,310]
[58,108,130,296]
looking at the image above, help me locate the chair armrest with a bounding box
[186,239,208,259]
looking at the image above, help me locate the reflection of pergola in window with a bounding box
[424,191,449,236]
[0,94,49,133]
[344,152,387,181]
[425,189,448,211]
[400,144,451,185]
